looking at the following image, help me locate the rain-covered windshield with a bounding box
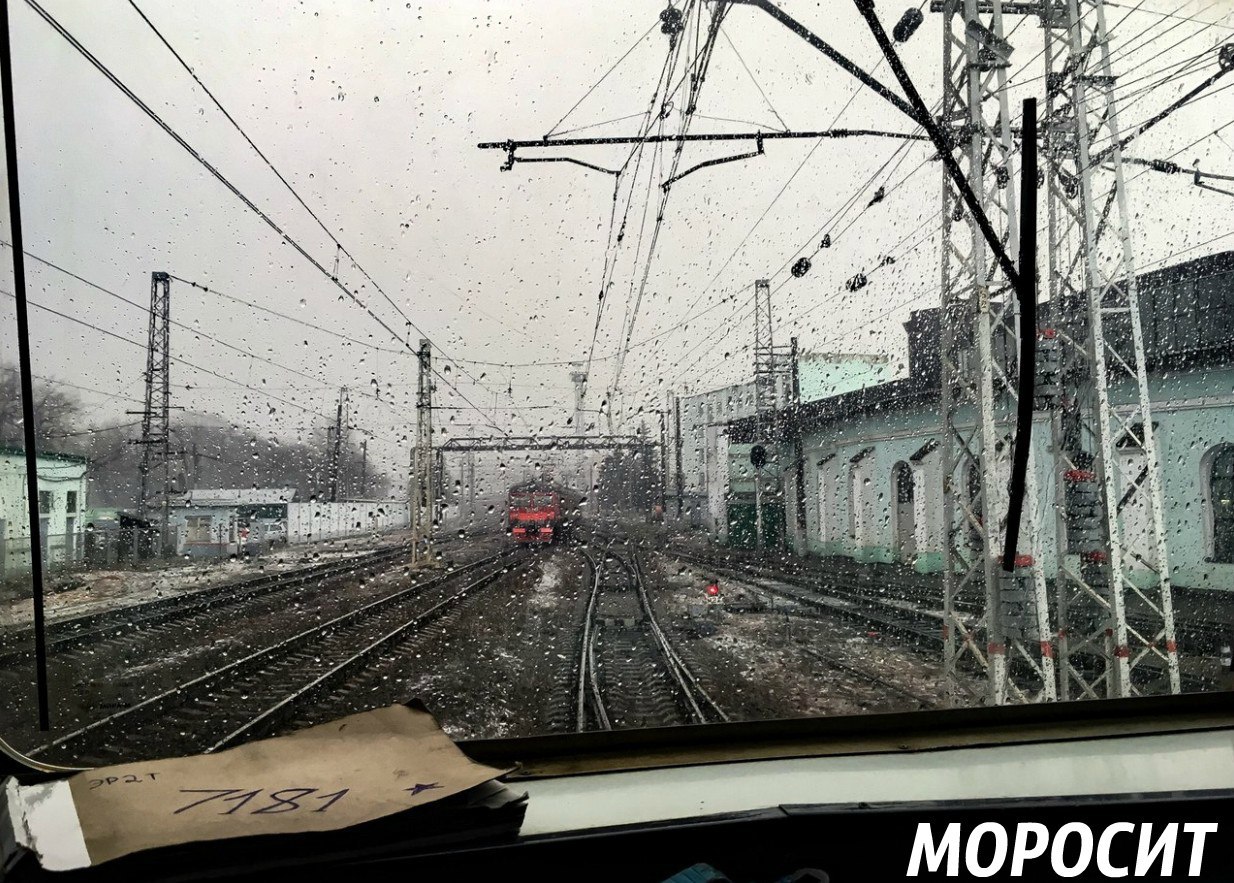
[1,0,1232,768]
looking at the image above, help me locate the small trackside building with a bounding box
[0,447,90,579]
[667,353,894,540]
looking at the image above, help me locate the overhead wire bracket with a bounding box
[662,133,764,190]
[498,138,617,175]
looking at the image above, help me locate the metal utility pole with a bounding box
[790,336,807,545]
[411,339,434,563]
[752,279,791,553]
[465,449,477,523]
[1042,0,1178,698]
[359,438,368,498]
[327,387,350,502]
[135,271,173,556]
[751,279,780,415]
[658,408,668,518]
[934,0,1055,705]
[672,393,685,519]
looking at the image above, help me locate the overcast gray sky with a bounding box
[1,0,1232,488]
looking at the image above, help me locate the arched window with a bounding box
[894,462,915,504]
[1212,446,1234,563]
[892,462,915,560]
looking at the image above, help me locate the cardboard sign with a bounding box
[11,705,511,869]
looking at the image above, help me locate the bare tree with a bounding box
[0,365,85,449]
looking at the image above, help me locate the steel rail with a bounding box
[0,544,412,665]
[28,551,517,759]
[575,548,611,731]
[623,552,729,724]
[210,558,530,750]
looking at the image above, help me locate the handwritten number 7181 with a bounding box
[173,788,349,815]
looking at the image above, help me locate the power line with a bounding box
[544,17,662,139]
[719,25,788,132]
[0,364,144,404]
[1104,1,1234,32]
[164,273,407,355]
[2,289,343,429]
[124,1,535,364]
[2,242,403,412]
[42,420,143,439]
[636,51,916,397]
[26,0,507,438]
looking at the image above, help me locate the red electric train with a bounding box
[503,483,575,545]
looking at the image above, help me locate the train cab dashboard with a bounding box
[3,692,1232,882]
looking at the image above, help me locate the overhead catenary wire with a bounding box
[719,25,788,132]
[543,17,663,139]
[0,364,146,405]
[656,5,1212,393]
[26,0,508,438]
[0,290,403,449]
[640,42,929,396]
[611,1,732,404]
[2,243,403,413]
[581,31,684,388]
[125,0,539,370]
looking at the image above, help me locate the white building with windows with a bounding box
[666,353,894,532]
[0,447,89,578]
[723,250,1234,592]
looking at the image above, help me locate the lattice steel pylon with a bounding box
[135,271,173,554]
[327,386,350,502]
[411,339,434,564]
[1041,0,1179,698]
[938,0,1056,705]
[752,279,790,420]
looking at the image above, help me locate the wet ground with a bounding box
[0,529,422,630]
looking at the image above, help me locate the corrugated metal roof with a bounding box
[184,488,298,505]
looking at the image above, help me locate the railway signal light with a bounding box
[705,582,720,597]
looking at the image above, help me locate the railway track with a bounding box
[665,544,1215,694]
[801,647,938,710]
[575,545,726,731]
[666,546,947,647]
[30,550,527,767]
[672,544,1234,656]
[0,544,416,667]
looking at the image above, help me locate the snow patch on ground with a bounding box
[528,559,562,610]
[0,532,419,631]
[119,639,242,678]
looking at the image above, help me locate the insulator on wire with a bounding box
[880,255,896,268]
[893,8,923,43]
[1220,43,1234,72]
[660,6,684,37]
[845,273,868,292]
[791,257,812,278]
[867,186,886,207]
[996,167,1010,188]
[1150,159,1181,174]
[820,233,832,249]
